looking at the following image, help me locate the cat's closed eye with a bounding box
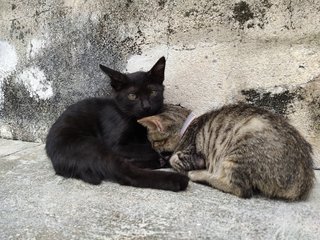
[128,93,137,100]
[153,140,167,148]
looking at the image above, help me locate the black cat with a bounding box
[45,57,188,191]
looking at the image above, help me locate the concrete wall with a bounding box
[0,0,319,163]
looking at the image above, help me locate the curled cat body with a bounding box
[46,57,188,191]
[138,104,315,200]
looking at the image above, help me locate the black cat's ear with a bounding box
[99,64,127,91]
[148,56,166,84]
[138,116,164,132]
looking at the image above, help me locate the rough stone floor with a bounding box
[0,138,319,240]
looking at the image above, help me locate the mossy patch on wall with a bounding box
[232,0,272,29]
[241,81,320,138]
[241,88,298,115]
[233,1,254,25]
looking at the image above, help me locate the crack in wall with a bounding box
[165,0,174,60]
[287,0,295,29]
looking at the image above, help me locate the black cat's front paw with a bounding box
[166,173,189,191]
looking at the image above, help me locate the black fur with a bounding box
[45,57,188,191]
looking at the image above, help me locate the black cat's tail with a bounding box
[46,140,188,191]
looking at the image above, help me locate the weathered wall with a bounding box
[0,0,319,164]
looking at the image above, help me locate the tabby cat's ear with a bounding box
[99,64,127,91]
[138,116,164,132]
[148,57,166,85]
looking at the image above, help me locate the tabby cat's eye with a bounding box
[150,90,157,97]
[128,93,137,100]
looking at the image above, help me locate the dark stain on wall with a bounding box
[2,78,57,141]
[302,81,320,134]
[2,2,152,142]
[184,8,198,17]
[126,0,133,8]
[232,0,272,29]
[241,88,298,115]
[158,0,167,9]
[233,1,254,25]
[10,20,23,41]
[242,81,320,137]
[309,99,320,133]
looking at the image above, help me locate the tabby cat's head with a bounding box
[138,104,191,153]
[100,57,166,118]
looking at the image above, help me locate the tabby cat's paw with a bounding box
[169,152,184,172]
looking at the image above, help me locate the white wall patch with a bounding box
[125,45,168,72]
[16,67,53,100]
[0,41,18,78]
[0,41,18,109]
[26,38,48,59]
[0,124,13,139]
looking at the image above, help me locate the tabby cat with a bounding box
[45,57,188,191]
[138,103,315,200]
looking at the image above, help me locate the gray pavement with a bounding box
[1,138,319,240]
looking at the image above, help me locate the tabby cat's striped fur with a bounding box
[138,104,315,200]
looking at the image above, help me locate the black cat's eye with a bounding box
[150,90,158,97]
[128,93,137,100]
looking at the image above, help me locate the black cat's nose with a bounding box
[143,106,151,111]
[141,100,151,111]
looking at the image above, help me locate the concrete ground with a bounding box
[0,139,319,240]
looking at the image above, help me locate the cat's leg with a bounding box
[170,150,205,174]
[127,150,167,169]
[188,170,213,186]
[117,144,164,169]
[109,159,189,192]
[188,170,244,196]
[128,159,163,169]
[118,143,158,159]
[188,161,252,198]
